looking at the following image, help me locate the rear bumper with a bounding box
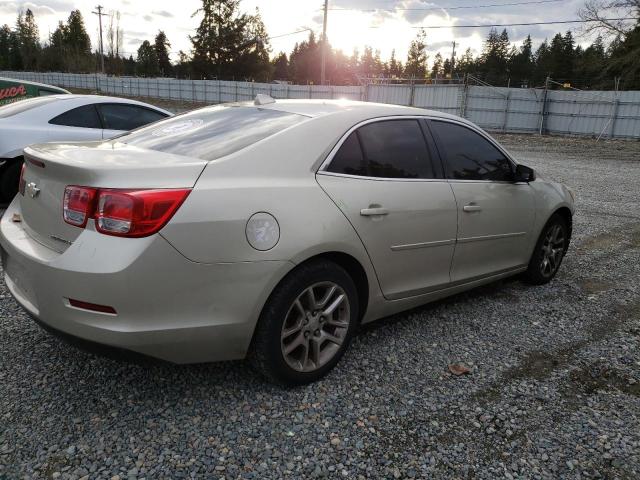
[0,199,293,363]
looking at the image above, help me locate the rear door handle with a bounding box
[360,207,389,216]
[463,204,482,213]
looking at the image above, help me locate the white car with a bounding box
[0,95,172,201]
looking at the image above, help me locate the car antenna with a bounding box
[254,94,276,106]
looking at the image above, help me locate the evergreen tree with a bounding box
[405,29,428,79]
[443,58,452,77]
[387,49,402,78]
[604,24,640,89]
[16,9,40,70]
[431,52,443,79]
[234,8,271,81]
[0,25,11,69]
[455,48,476,77]
[64,10,92,72]
[272,52,289,80]
[136,40,159,77]
[154,31,173,76]
[289,33,320,84]
[190,0,270,80]
[478,28,510,84]
[8,29,23,70]
[509,34,535,86]
[174,50,191,78]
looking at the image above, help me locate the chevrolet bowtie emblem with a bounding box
[26,182,40,198]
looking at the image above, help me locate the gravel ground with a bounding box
[1,134,640,479]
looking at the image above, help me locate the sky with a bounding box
[0,0,597,64]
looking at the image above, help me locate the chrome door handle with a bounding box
[463,204,482,212]
[360,207,389,216]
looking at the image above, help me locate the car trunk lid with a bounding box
[19,141,207,252]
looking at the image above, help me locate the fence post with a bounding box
[409,80,415,106]
[609,80,620,139]
[364,83,369,102]
[502,90,511,132]
[538,76,550,135]
[235,82,238,102]
[459,74,469,118]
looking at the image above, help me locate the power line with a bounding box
[329,0,565,12]
[399,17,640,29]
[268,28,313,40]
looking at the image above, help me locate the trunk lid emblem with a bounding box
[26,182,40,198]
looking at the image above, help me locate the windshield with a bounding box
[118,105,306,161]
[0,96,58,118]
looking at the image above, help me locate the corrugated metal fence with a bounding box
[3,71,639,139]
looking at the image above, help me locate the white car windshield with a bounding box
[118,105,306,161]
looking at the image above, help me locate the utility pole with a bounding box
[320,0,329,85]
[450,41,456,79]
[92,5,107,74]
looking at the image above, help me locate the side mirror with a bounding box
[515,164,535,182]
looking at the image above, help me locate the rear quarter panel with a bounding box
[159,116,385,320]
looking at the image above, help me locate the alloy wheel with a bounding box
[539,223,566,278]
[280,282,350,372]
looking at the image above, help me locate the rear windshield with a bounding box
[119,105,306,161]
[0,96,58,118]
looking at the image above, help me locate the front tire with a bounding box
[249,260,359,386]
[524,213,569,285]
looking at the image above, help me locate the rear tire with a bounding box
[0,160,22,203]
[249,260,359,386]
[524,213,569,285]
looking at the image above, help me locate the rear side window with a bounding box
[120,106,305,161]
[327,119,435,179]
[49,104,102,129]
[98,104,167,131]
[328,132,368,176]
[431,121,514,181]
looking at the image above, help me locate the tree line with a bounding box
[0,0,638,90]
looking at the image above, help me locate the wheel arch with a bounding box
[258,250,371,327]
[551,206,573,251]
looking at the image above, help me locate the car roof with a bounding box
[22,94,172,115]
[239,98,465,123]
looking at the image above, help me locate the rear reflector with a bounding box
[63,187,191,238]
[68,298,117,315]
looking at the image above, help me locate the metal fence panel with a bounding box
[367,84,411,105]
[412,84,460,113]
[1,71,639,139]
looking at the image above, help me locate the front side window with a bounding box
[327,119,435,179]
[431,121,514,181]
[49,104,102,129]
[98,104,168,131]
[119,105,305,161]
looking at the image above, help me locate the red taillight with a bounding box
[63,186,98,227]
[63,187,190,238]
[18,162,26,196]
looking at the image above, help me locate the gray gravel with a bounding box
[1,134,640,479]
